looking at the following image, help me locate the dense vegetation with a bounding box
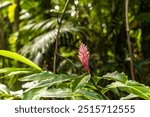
[0,0,150,100]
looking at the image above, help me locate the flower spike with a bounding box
[78,43,90,73]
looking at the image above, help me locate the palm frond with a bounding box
[19,19,85,59]
[0,1,12,10]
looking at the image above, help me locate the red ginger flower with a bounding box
[78,43,90,73]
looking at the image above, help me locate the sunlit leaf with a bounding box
[34,74,74,88]
[0,68,39,79]
[19,71,53,81]
[0,68,37,74]
[0,50,42,71]
[0,1,12,9]
[8,3,16,22]
[120,94,138,100]
[0,84,10,94]
[41,88,73,98]
[0,84,22,100]
[21,72,76,94]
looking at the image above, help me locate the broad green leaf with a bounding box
[71,95,88,100]
[35,74,73,88]
[102,71,128,83]
[101,88,109,94]
[0,68,38,74]
[0,71,35,79]
[127,80,144,86]
[56,82,70,89]
[19,71,53,81]
[24,88,73,100]
[22,81,38,89]
[107,81,150,100]
[23,87,48,100]
[120,94,138,100]
[71,74,91,92]
[110,88,120,96]
[78,89,104,100]
[19,71,75,86]
[22,72,75,93]
[0,68,39,79]
[92,76,102,84]
[41,88,73,98]
[102,87,120,96]
[0,50,42,71]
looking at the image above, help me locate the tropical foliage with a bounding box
[0,0,150,100]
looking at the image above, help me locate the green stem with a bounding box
[125,0,135,80]
[90,74,108,100]
[53,0,70,73]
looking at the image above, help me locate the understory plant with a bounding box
[0,45,150,100]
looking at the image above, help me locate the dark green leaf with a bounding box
[102,71,128,83]
[78,89,104,100]
[71,74,91,92]
[107,81,150,100]
[23,87,47,100]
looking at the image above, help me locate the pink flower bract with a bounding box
[78,43,90,73]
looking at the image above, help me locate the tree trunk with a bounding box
[14,0,20,31]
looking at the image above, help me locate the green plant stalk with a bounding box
[125,0,135,80]
[53,0,70,73]
[90,74,108,100]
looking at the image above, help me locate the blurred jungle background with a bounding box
[0,0,150,100]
